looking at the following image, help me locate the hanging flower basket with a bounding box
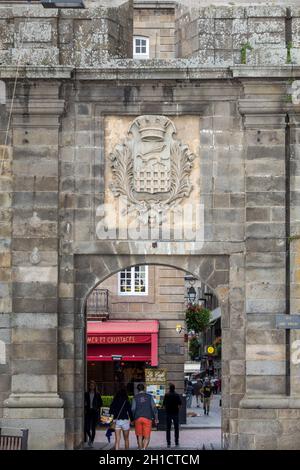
[185,303,211,334]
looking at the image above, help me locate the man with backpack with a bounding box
[131,383,158,450]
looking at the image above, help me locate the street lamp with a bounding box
[184,274,198,304]
[187,285,197,304]
[41,0,85,8]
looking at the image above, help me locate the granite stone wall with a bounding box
[0,1,133,66]
[1,0,300,450]
[176,4,300,66]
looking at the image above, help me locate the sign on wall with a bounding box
[145,368,167,384]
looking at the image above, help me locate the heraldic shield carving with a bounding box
[109,115,195,224]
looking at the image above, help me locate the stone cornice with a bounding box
[74,66,232,81]
[1,64,300,81]
[0,66,73,80]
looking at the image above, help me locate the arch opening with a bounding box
[80,260,224,449]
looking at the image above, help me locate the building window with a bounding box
[118,266,148,295]
[133,36,149,59]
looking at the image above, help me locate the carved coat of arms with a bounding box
[109,115,195,224]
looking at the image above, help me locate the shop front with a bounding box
[87,320,159,395]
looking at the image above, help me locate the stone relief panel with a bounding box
[97,115,201,242]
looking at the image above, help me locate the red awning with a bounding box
[87,320,159,366]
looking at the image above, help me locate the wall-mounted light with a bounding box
[41,0,85,8]
[187,285,197,304]
[176,324,183,334]
[184,274,198,305]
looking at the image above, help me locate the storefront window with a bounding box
[118,266,148,295]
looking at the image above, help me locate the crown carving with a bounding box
[133,115,170,141]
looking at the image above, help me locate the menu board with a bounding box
[146,384,166,406]
[145,368,167,407]
[145,368,167,384]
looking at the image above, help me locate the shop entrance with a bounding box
[87,361,146,396]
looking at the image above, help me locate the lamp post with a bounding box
[41,0,85,8]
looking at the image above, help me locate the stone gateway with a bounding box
[1,0,300,450]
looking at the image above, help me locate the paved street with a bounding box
[89,428,221,450]
[185,393,221,428]
[86,396,222,451]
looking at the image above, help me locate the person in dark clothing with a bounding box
[84,380,103,447]
[200,378,213,416]
[163,383,182,448]
[109,388,134,450]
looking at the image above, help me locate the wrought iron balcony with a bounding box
[86,289,109,321]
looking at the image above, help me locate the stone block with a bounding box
[11,343,56,361]
[12,328,57,344]
[11,313,57,329]
[246,376,285,395]
[246,360,285,376]
[239,409,277,420]
[246,329,285,345]
[278,433,300,450]
[12,267,57,284]
[246,344,285,361]
[239,418,281,435]
[11,359,57,375]
[11,374,58,393]
[246,299,285,314]
[246,207,270,222]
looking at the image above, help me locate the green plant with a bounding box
[240,42,253,64]
[101,395,133,407]
[185,303,211,333]
[189,336,200,360]
[289,234,300,242]
[287,41,293,64]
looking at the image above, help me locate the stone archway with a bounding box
[69,251,243,449]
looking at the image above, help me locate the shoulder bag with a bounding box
[110,400,127,431]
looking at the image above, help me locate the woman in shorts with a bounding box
[109,388,133,450]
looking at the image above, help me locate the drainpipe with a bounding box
[285,7,292,397]
[285,113,291,396]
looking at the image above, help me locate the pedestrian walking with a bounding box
[200,378,213,416]
[84,380,103,448]
[131,383,158,450]
[185,380,193,408]
[163,383,182,448]
[109,388,133,450]
[193,379,202,407]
